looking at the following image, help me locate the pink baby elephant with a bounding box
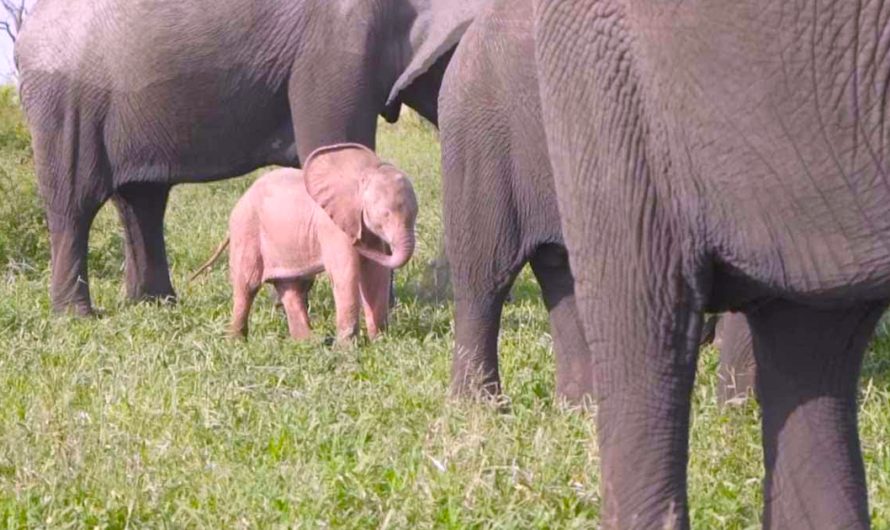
[194,143,418,342]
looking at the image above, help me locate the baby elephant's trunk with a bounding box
[358,230,415,269]
[386,231,416,269]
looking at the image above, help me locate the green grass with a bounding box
[0,91,889,528]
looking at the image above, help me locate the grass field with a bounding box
[1,88,890,528]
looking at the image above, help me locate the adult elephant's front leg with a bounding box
[749,300,885,530]
[451,288,511,399]
[582,263,703,529]
[113,182,176,303]
[534,2,707,522]
[45,203,101,316]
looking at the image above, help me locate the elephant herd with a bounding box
[14,0,890,528]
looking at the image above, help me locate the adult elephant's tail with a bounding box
[188,237,230,283]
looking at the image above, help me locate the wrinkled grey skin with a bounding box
[15,0,487,315]
[535,1,890,528]
[439,0,592,405]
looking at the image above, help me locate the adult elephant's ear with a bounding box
[386,0,492,107]
[304,144,380,243]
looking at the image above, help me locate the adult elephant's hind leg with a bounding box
[31,118,110,316]
[749,299,885,530]
[112,182,176,303]
[529,245,592,405]
[714,312,756,404]
[45,204,103,316]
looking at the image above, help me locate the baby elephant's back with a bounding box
[253,168,324,280]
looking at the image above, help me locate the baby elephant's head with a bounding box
[305,143,418,269]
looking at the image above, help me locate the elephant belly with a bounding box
[710,230,890,311]
[104,74,297,184]
[254,171,324,283]
[259,230,323,284]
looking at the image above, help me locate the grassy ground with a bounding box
[1,89,890,528]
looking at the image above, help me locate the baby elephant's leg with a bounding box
[322,247,361,344]
[360,259,392,339]
[331,274,360,343]
[229,235,263,338]
[274,279,313,340]
[230,280,260,338]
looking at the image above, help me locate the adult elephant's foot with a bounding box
[50,266,94,316]
[450,295,505,401]
[122,266,177,305]
[450,348,503,401]
[126,276,177,305]
[53,298,96,317]
[47,206,99,318]
[123,263,177,305]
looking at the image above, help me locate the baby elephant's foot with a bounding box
[365,325,388,341]
[334,328,359,348]
[227,324,248,340]
[288,328,312,341]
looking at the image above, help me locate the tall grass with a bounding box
[0,86,47,278]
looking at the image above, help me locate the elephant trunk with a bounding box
[357,230,415,269]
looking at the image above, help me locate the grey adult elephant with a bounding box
[438,0,740,407]
[15,0,489,315]
[438,0,592,404]
[534,1,890,529]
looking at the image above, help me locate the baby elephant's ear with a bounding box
[304,143,380,242]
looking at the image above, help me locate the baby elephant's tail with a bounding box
[188,237,230,283]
